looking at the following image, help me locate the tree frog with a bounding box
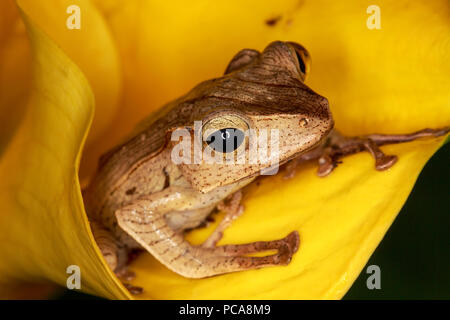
[83,41,448,293]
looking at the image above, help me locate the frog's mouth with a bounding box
[222,135,330,190]
[280,131,333,166]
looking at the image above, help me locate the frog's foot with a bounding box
[318,127,449,177]
[202,191,244,248]
[115,266,143,295]
[122,283,144,295]
[190,230,300,277]
[285,127,449,178]
[315,139,398,177]
[211,230,300,259]
[115,266,136,282]
[198,192,299,275]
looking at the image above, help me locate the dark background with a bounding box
[344,142,449,299]
[54,143,450,300]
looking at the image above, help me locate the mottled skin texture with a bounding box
[83,41,449,292]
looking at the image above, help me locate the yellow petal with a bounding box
[0,10,130,299]
[0,0,31,153]
[17,0,122,180]
[0,0,448,300]
[89,0,449,299]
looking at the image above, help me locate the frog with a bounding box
[83,41,449,293]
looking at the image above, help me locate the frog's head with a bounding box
[173,41,334,193]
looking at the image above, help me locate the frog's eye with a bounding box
[287,42,311,81]
[202,114,249,153]
[206,128,245,153]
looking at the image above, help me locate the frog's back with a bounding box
[83,97,188,223]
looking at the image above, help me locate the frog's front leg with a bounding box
[285,127,449,178]
[202,190,244,248]
[115,187,299,278]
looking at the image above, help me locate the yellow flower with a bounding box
[0,0,448,299]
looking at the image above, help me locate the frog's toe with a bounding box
[285,230,300,254]
[276,231,300,265]
[123,283,144,295]
[115,267,136,282]
[374,154,398,171]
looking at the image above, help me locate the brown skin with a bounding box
[84,41,449,293]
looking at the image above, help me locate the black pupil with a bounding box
[206,128,244,153]
[295,50,306,74]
